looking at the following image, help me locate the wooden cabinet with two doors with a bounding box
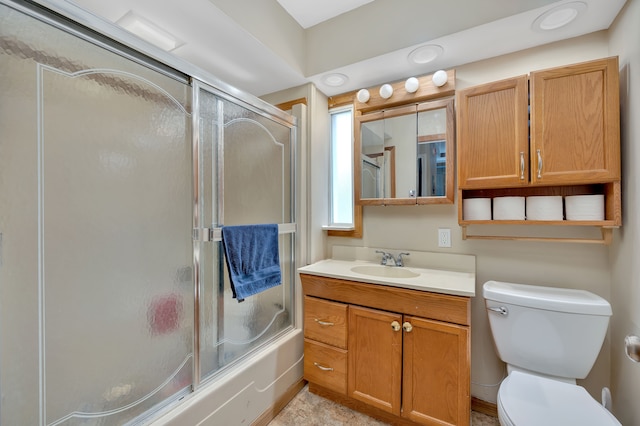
[302,273,471,426]
[456,57,621,243]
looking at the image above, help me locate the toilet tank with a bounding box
[483,280,612,380]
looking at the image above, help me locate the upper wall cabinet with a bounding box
[457,75,529,189]
[530,58,620,185]
[456,57,621,244]
[356,97,455,205]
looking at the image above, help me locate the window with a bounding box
[329,105,354,228]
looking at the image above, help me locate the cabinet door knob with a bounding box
[403,322,413,332]
[391,320,401,331]
[314,318,334,327]
[520,151,525,180]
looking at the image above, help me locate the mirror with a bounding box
[356,98,454,205]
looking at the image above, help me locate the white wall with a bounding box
[328,31,615,403]
[608,0,640,423]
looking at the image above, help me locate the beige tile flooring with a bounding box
[269,385,500,426]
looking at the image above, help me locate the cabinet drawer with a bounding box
[304,339,347,395]
[304,296,348,348]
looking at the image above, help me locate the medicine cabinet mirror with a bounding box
[356,97,454,205]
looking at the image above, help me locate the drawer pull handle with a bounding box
[314,362,334,371]
[314,319,334,327]
[520,151,525,180]
[403,322,413,333]
[391,321,401,331]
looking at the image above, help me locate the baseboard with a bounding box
[251,378,307,426]
[471,397,498,418]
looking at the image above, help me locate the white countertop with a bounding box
[298,258,476,297]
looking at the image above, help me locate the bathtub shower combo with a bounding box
[0,0,301,424]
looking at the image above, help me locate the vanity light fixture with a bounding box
[432,70,448,87]
[356,88,370,103]
[405,77,419,93]
[379,84,394,99]
[117,11,182,51]
[408,44,443,65]
[532,1,586,31]
[322,73,349,87]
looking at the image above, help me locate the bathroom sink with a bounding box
[350,265,420,279]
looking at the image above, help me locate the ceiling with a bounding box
[276,0,375,29]
[65,0,627,98]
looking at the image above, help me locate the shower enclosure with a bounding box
[0,1,298,424]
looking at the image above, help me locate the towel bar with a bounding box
[193,223,296,242]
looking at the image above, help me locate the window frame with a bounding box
[327,99,362,238]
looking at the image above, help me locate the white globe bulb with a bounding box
[379,84,394,99]
[356,89,370,103]
[405,77,419,93]
[432,70,448,87]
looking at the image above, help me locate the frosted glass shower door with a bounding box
[0,3,193,425]
[195,83,296,382]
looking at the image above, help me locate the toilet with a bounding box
[483,280,621,426]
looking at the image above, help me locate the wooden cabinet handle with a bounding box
[403,322,413,332]
[537,149,543,179]
[314,318,334,327]
[391,321,401,331]
[313,362,334,371]
[520,151,525,180]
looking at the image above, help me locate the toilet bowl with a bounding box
[497,371,620,426]
[483,280,621,426]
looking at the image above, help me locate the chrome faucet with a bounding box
[375,250,393,265]
[376,250,410,266]
[395,252,410,267]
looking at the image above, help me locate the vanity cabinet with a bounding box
[301,273,470,426]
[456,57,622,241]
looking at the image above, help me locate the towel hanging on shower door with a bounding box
[221,224,281,302]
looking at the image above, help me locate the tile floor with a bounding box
[269,385,500,426]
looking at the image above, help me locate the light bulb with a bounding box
[379,84,394,99]
[356,89,370,103]
[405,77,419,93]
[432,70,448,87]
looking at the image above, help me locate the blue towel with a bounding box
[221,224,281,302]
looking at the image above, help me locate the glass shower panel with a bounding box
[0,3,193,425]
[197,87,294,381]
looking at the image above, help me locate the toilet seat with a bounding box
[498,371,621,426]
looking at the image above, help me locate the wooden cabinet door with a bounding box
[457,75,529,189]
[348,305,403,415]
[402,316,470,426]
[530,57,620,185]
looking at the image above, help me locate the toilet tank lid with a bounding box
[483,280,612,316]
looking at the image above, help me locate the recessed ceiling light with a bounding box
[408,44,444,65]
[117,11,182,51]
[533,1,587,31]
[322,73,348,87]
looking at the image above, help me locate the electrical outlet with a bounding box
[438,228,451,248]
